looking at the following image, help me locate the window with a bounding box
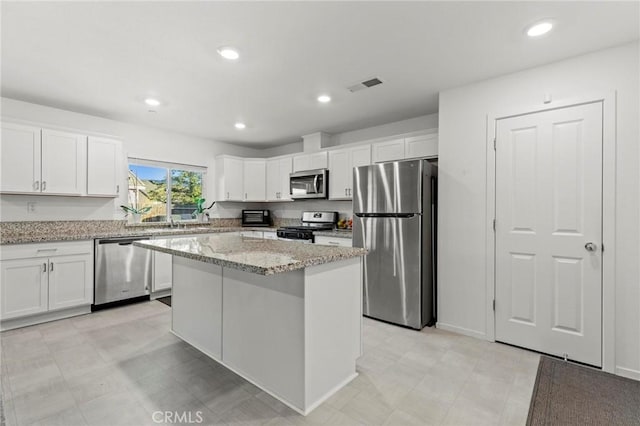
[128,159,206,223]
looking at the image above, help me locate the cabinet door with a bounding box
[0,123,41,193]
[87,137,121,197]
[372,139,405,163]
[265,159,280,201]
[314,236,352,247]
[225,157,244,200]
[153,251,172,292]
[41,129,86,195]
[48,254,93,311]
[292,154,311,172]
[405,133,438,159]
[328,149,350,200]
[243,160,266,201]
[263,231,278,240]
[0,258,48,320]
[278,157,292,201]
[310,151,328,169]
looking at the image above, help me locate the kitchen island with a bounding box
[134,233,366,415]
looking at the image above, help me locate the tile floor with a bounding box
[0,301,539,426]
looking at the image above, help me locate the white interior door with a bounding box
[495,102,603,367]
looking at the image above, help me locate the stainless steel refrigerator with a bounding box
[353,159,437,329]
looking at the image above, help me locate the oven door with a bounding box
[290,169,328,199]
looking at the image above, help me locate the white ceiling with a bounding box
[1,1,638,147]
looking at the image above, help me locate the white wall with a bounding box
[329,113,438,147]
[0,98,262,221]
[437,42,639,378]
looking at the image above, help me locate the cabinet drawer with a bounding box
[314,236,352,247]
[0,240,93,261]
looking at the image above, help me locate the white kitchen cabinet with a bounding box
[41,129,86,195]
[263,231,278,240]
[314,235,352,247]
[216,156,244,201]
[47,254,93,311]
[266,157,292,201]
[240,230,263,238]
[371,138,405,163]
[0,241,93,321]
[0,258,49,320]
[243,159,266,201]
[292,151,328,172]
[0,122,41,193]
[405,133,438,159]
[0,123,87,196]
[87,136,121,197]
[328,145,371,200]
[153,251,173,292]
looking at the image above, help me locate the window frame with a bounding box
[127,157,207,223]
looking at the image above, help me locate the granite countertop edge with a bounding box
[133,239,365,276]
[0,226,279,245]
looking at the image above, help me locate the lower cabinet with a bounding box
[314,235,352,247]
[153,251,173,292]
[0,241,93,321]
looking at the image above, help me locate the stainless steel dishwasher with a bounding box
[94,236,152,309]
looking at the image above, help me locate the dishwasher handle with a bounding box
[97,237,150,245]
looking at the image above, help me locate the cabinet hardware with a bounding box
[42,262,47,272]
[245,193,247,200]
[227,192,230,199]
[328,242,339,245]
[116,184,119,193]
[42,181,47,191]
[50,262,54,271]
[34,181,40,191]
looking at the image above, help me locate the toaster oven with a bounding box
[242,210,271,227]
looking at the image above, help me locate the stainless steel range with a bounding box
[276,211,338,243]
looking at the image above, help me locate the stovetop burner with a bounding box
[276,211,338,241]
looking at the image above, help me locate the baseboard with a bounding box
[1,305,91,331]
[436,321,487,340]
[615,366,640,381]
[151,289,172,300]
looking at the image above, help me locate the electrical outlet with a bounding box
[27,202,36,213]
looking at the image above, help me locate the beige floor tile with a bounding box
[29,405,87,426]
[218,396,282,425]
[52,343,109,380]
[383,408,436,426]
[11,378,76,425]
[65,364,131,405]
[395,389,451,425]
[339,392,393,425]
[79,390,154,426]
[323,383,361,410]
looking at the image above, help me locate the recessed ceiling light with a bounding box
[317,94,331,103]
[218,47,240,60]
[144,98,161,107]
[526,21,553,37]
[234,122,246,130]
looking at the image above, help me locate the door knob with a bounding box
[585,242,597,252]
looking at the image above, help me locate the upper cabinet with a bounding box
[371,132,438,163]
[266,156,292,201]
[328,145,371,200]
[292,151,328,172]
[0,121,122,197]
[40,129,86,195]
[87,137,122,197]
[216,156,244,201]
[0,123,41,194]
[405,133,438,159]
[243,159,266,201]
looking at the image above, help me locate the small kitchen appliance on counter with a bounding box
[276,211,338,243]
[242,209,271,227]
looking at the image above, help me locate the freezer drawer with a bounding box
[94,237,152,305]
[353,215,427,328]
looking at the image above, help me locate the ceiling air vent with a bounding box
[347,77,383,93]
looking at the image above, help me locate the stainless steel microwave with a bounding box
[290,169,328,199]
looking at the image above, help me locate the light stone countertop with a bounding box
[0,220,278,245]
[134,233,366,275]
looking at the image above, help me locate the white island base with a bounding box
[171,255,362,415]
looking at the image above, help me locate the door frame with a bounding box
[486,91,616,373]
